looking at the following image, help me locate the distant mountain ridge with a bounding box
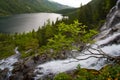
[0,0,70,16]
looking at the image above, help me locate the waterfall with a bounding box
[0,47,20,71]
[0,0,120,80]
[34,33,120,79]
[34,0,120,79]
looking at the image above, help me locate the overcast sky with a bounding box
[49,0,91,7]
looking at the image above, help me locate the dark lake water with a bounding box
[0,13,63,33]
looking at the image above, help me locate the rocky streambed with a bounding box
[0,0,120,80]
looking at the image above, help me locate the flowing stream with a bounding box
[0,0,120,80]
[34,0,120,79]
[34,33,120,79]
[0,47,20,71]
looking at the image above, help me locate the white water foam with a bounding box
[96,33,120,45]
[0,56,18,70]
[0,47,20,71]
[101,44,120,56]
[116,0,120,9]
[35,32,120,79]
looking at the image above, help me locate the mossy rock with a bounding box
[54,73,72,80]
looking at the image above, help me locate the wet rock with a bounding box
[10,53,53,80]
[32,55,40,63]
[11,68,35,80]
[10,56,37,80]
[9,72,24,80]
[100,34,120,47]
[38,54,53,64]
[10,50,76,80]
[96,0,120,41]
[35,71,43,75]
[23,71,35,80]
[117,0,120,9]
[0,68,9,80]
[10,67,35,80]
[110,15,120,28]
[24,59,35,67]
[54,54,66,60]
[40,73,55,80]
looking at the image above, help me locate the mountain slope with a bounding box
[0,0,70,16]
[57,0,117,29]
[55,8,78,15]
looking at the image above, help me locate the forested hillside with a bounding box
[0,0,117,59]
[0,0,120,80]
[55,8,78,15]
[0,0,70,16]
[58,0,117,29]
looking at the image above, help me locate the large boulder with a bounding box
[10,54,52,80]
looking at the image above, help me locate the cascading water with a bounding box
[34,0,120,79]
[0,47,20,79]
[34,34,120,79]
[0,0,120,80]
[0,47,20,71]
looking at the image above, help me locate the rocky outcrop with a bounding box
[1,0,120,80]
[9,54,49,80]
[0,50,70,80]
[10,61,35,80]
[95,0,120,46]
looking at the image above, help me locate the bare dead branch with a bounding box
[63,56,105,63]
[64,44,120,64]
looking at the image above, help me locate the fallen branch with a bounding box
[64,44,120,64]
